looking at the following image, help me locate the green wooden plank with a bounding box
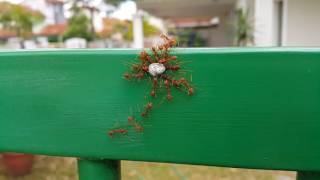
[78,159,120,180]
[0,48,319,171]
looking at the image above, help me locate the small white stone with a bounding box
[148,63,166,76]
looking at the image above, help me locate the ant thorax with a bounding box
[148,63,166,76]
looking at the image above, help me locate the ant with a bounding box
[109,34,194,138]
[108,128,128,138]
[128,116,144,132]
[141,102,153,117]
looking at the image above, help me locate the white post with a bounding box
[133,11,144,48]
[254,0,274,46]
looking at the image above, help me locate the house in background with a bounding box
[46,0,66,24]
[20,0,67,47]
[2,0,319,48]
[21,0,66,33]
[136,0,320,47]
[38,23,67,43]
[0,29,16,42]
[137,0,236,47]
[0,0,69,49]
[246,0,320,46]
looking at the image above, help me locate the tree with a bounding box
[63,1,94,41]
[64,0,131,41]
[0,2,44,48]
[98,17,160,41]
[125,19,159,41]
[234,9,254,46]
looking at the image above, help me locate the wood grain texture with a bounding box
[0,48,319,171]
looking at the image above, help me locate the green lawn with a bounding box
[0,155,295,180]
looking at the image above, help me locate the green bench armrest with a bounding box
[0,48,319,179]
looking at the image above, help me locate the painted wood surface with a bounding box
[0,48,319,171]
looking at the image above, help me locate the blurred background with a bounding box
[0,0,319,179]
[0,0,319,50]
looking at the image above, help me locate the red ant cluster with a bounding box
[124,34,194,99]
[108,34,194,138]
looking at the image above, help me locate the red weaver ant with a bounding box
[141,102,153,117]
[111,34,194,137]
[128,116,144,132]
[108,128,128,138]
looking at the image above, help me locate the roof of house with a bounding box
[0,29,16,39]
[46,0,64,5]
[39,23,68,36]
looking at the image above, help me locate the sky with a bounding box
[110,1,137,20]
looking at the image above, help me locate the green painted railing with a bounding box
[0,48,319,179]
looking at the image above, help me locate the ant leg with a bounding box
[152,46,161,62]
[164,79,173,101]
[150,77,157,97]
[180,78,194,95]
